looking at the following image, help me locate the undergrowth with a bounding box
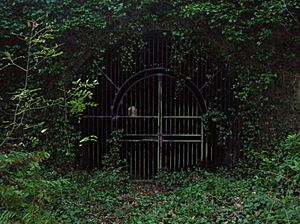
[1,133,299,223]
[49,169,130,223]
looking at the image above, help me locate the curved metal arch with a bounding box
[111,67,207,117]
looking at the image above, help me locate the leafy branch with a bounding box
[0,20,62,149]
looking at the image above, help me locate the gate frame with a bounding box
[110,67,210,177]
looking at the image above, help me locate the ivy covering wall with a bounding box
[0,0,299,167]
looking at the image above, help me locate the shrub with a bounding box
[0,151,68,223]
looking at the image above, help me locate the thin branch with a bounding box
[0,25,34,148]
[0,63,11,71]
[31,26,51,40]
[19,26,34,126]
[95,63,120,91]
[15,99,66,114]
[7,60,27,72]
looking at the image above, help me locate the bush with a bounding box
[274,133,300,195]
[0,151,68,223]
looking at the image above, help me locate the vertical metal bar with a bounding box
[137,80,142,179]
[194,100,198,137]
[156,36,159,67]
[95,61,100,167]
[90,89,94,168]
[201,119,204,163]
[187,95,190,168]
[191,142,194,166]
[186,137,191,167]
[207,57,211,167]
[92,118,95,167]
[168,78,171,132]
[152,142,155,178]
[183,142,186,169]
[110,49,115,170]
[150,42,155,178]
[186,141,189,168]
[168,87,171,170]
[145,42,149,138]
[132,141,134,178]
[139,141,142,179]
[178,143,181,170]
[146,143,149,179]
[168,142,171,170]
[182,75,187,170]
[170,40,174,171]
[101,52,107,166]
[146,73,149,134]
[178,62,181,137]
[129,84,134,176]
[128,142,132,177]
[190,48,195,167]
[152,37,155,67]
[192,142,195,166]
[175,144,178,171]
[143,73,147,179]
[162,75,165,168]
[133,71,138,176]
[151,42,155,132]
[96,119,99,167]
[185,142,188,169]
[158,74,163,172]
[165,75,169,169]
[173,143,176,171]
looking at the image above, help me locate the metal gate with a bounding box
[113,70,208,179]
[79,33,241,179]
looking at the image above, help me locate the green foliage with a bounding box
[0,151,68,223]
[268,133,300,195]
[50,169,130,223]
[0,0,299,164]
[0,19,63,150]
[0,19,99,223]
[127,172,299,223]
[103,129,124,169]
[123,134,300,223]
[154,169,199,189]
[203,106,232,146]
[67,78,98,119]
[0,3,299,222]
[1,134,297,223]
[0,19,99,170]
[278,133,300,179]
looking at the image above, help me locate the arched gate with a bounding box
[112,69,208,179]
[79,34,241,179]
